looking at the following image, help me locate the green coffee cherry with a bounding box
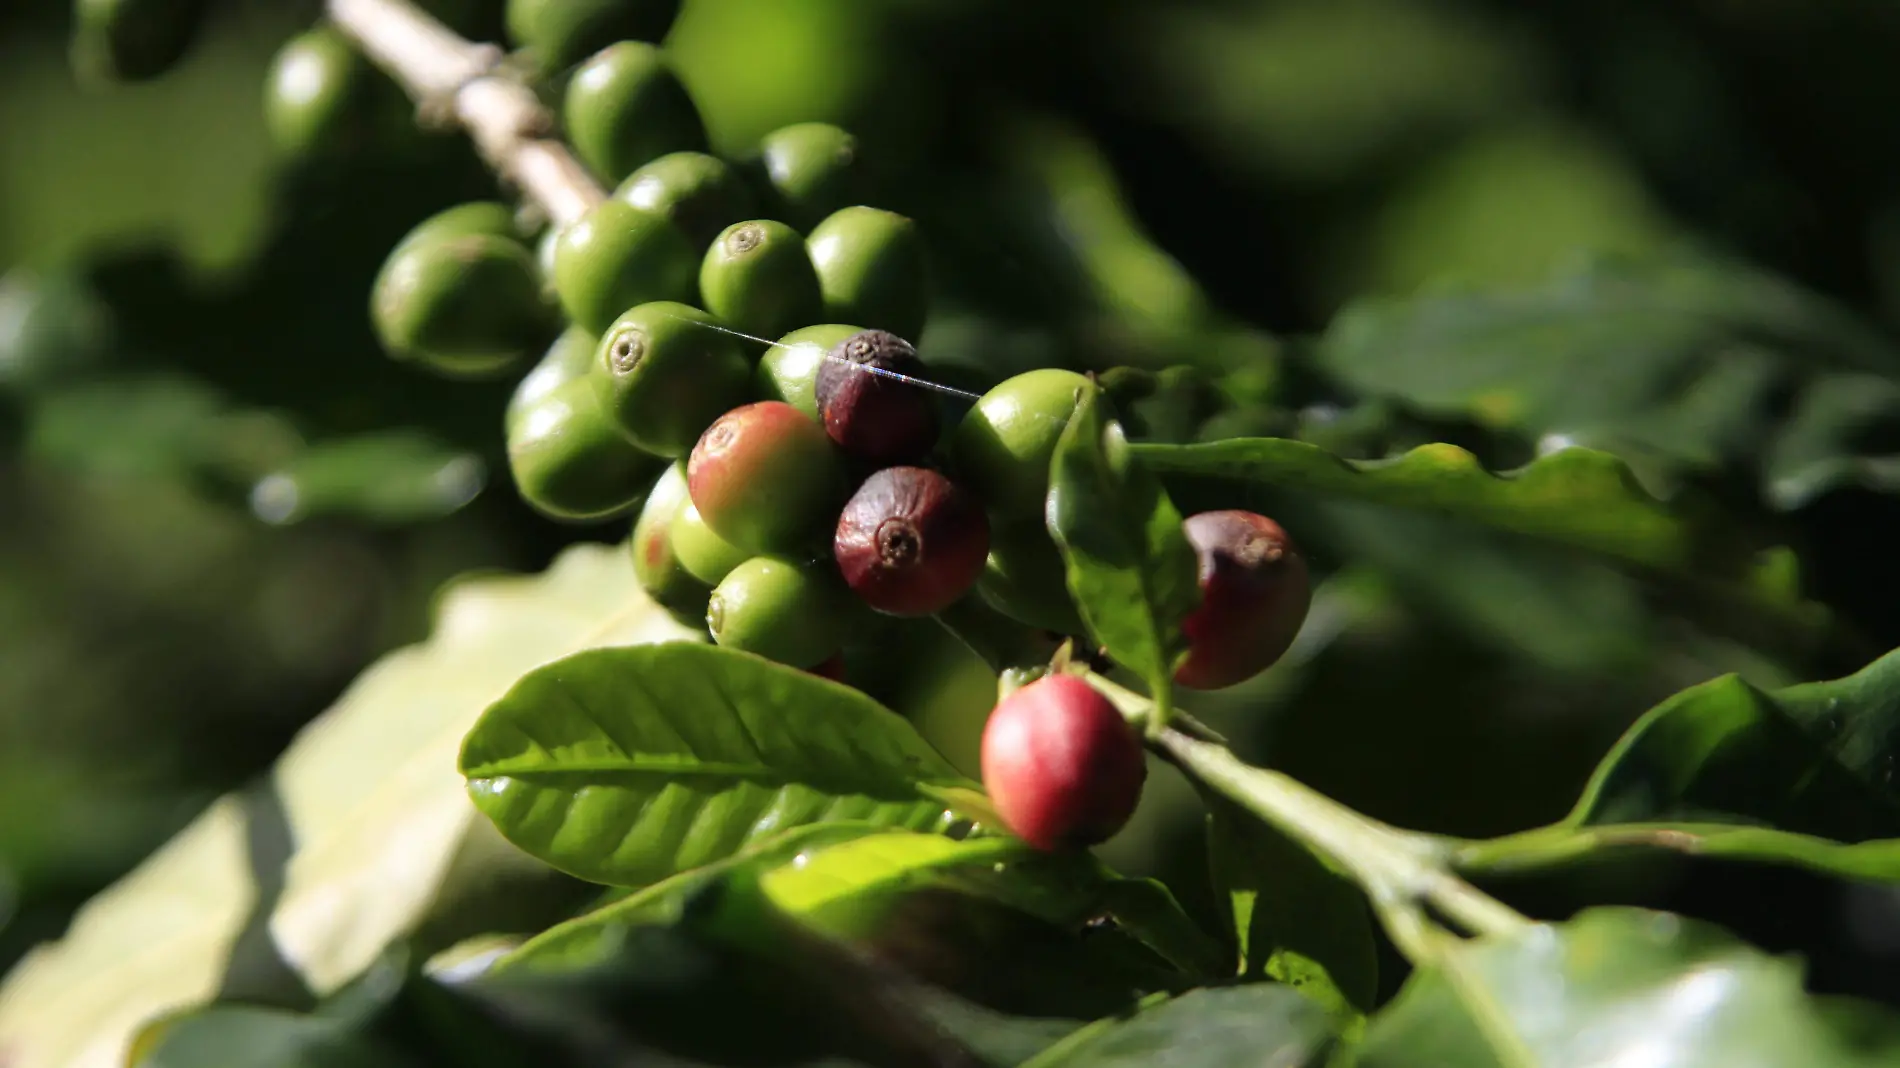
[807,206,928,342]
[507,375,664,522]
[670,502,750,586]
[615,151,755,248]
[629,461,711,623]
[687,401,849,555]
[551,198,698,334]
[977,520,1088,637]
[372,232,554,377]
[71,0,210,83]
[507,324,598,424]
[396,201,521,255]
[263,26,409,162]
[591,301,751,457]
[699,221,821,341]
[706,556,854,669]
[564,41,705,184]
[0,268,114,390]
[506,0,681,74]
[754,324,861,419]
[750,123,865,230]
[949,368,1092,520]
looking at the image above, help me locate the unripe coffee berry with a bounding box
[688,401,849,555]
[552,199,698,335]
[506,0,678,75]
[814,329,939,465]
[564,41,705,184]
[834,467,988,617]
[508,324,597,425]
[670,501,750,586]
[591,301,751,457]
[507,376,664,522]
[707,556,853,669]
[264,25,407,162]
[755,323,863,419]
[372,232,553,377]
[396,202,520,255]
[980,675,1146,851]
[616,151,755,249]
[700,221,822,341]
[1175,511,1312,690]
[630,461,713,624]
[977,519,1088,637]
[750,122,865,229]
[949,368,1093,521]
[807,207,928,342]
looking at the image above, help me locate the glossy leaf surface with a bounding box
[460,643,975,886]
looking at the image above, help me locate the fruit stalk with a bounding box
[326,0,606,225]
[1149,726,1531,962]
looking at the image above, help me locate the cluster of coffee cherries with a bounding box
[298,8,1313,855]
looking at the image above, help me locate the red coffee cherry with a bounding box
[834,466,988,617]
[814,329,939,465]
[980,675,1145,852]
[1175,510,1311,690]
[687,400,849,555]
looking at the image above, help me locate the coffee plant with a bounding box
[12,0,1900,1065]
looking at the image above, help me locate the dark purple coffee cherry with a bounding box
[1175,510,1311,690]
[813,329,938,465]
[834,466,988,617]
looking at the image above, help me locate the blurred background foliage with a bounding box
[8,0,1900,1003]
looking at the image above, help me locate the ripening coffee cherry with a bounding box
[507,375,664,522]
[506,0,681,75]
[980,675,1145,851]
[263,25,409,162]
[590,301,751,457]
[615,151,755,249]
[834,467,988,617]
[564,41,705,184]
[949,368,1092,521]
[750,122,865,230]
[72,0,210,83]
[372,232,554,377]
[807,207,928,342]
[977,520,1088,637]
[814,329,938,465]
[1174,511,1312,690]
[688,401,848,555]
[706,556,853,669]
[508,324,597,424]
[552,199,698,335]
[755,323,862,419]
[629,461,713,623]
[808,654,848,683]
[670,502,750,586]
[700,221,822,341]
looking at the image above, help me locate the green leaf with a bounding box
[1047,383,1201,722]
[499,821,890,974]
[1205,798,1377,1018]
[1311,254,1900,509]
[1455,645,1900,882]
[248,430,485,526]
[1135,437,1733,579]
[0,544,701,1068]
[1764,372,1900,510]
[460,643,975,887]
[1357,907,1900,1067]
[1020,985,1335,1068]
[1566,644,1900,839]
[130,1005,417,1068]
